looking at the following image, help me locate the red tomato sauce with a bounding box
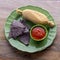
[31,27,46,40]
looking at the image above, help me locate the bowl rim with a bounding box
[30,24,48,41]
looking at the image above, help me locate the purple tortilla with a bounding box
[19,33,30,45]
[9,20,25,39]
[20,19,31,30]
[9,20,30,45]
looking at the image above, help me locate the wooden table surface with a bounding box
[0,0,60,60]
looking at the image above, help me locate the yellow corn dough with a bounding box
[16,9,55,27]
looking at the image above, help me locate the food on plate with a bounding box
[9,20,30,45]
[16,9,54,27]
[30,24,48,41]
[9,9,54,45]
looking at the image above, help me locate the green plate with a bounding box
[5,5,57,53]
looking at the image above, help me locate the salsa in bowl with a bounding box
[30,24,48,41]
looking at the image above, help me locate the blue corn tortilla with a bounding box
[9,20,25,39]
[20,19,31,30]
[19,33,30,45]
[9,20,31,45]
